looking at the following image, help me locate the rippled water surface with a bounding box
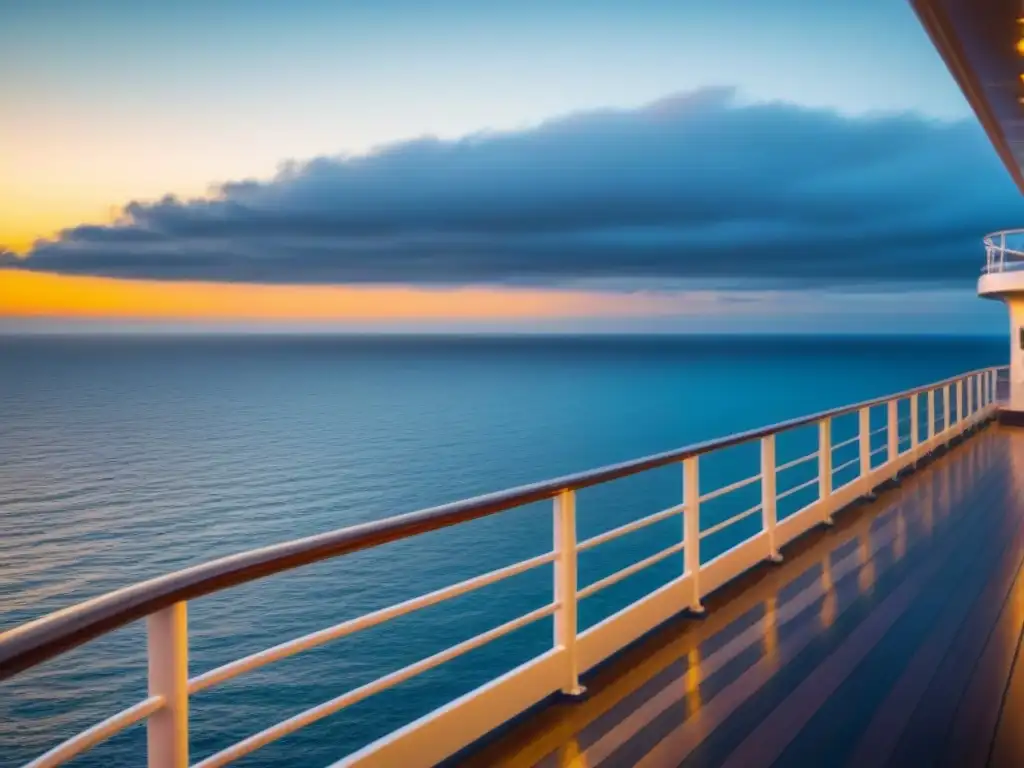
[0,334,1005,766]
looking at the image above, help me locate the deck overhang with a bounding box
[912,0,1024,194]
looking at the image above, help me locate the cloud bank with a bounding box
[10,88,1023,288]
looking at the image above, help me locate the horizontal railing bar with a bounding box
[699,503,762,540]
[831,435,859,452]
[776,476,819,501]
[192,603,558,768]
[576,504,685,553]
[832,456,860,474]
[699,474,762,503]
[870,425,888,437]
[577,542,687,600]
[777,451,817,473]
[26,696,163,768]
[0,365,999,680]
[870,445,888,457]
[190,550,557,694]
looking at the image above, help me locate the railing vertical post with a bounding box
[887,399,899,463]
[943,385,951,436]
[683,456,704,613]
[956,379,964,429]
[761,435,781,562]
[976,374,984,416]
[967,375,975,421]
[927,389,935,442]
[859,406,871,478]
[818,417,833,524]
[992,368,998,405]
[147,602,189,768]
[553,489,584,696]
[910,393,919,458]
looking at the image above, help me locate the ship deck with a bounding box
[462,424,1024,768]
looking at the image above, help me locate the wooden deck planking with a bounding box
[456,424,1024,768]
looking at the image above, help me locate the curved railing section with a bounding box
[0,365,1010,768]
[983,228,1024,273]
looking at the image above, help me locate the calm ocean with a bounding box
[0,334,1006,766]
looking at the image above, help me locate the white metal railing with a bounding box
[983,228,1024,273]
[0,365,1008,768]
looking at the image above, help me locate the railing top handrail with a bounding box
[984,229,1024,260]
[984,228,1024,240]
[0,364,1004,680]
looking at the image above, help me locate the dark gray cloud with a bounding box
[10,88,1024,288]
[0,248,19,267]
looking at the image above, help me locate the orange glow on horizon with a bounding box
[0,269,687,323]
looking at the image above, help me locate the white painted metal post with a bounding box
[887,400,899,462]
[992,368,998,404]
[976,374,983,415]
[683,456,704,613]
[956,380,964,427]
[927,389,935,441]
[148,602,189,768]
[818,417,833,524]
[761,435,781,562]
[943,385,951,435]
[859,406,871,477]
[967,375,974,420]
[553,489,584,696]
[910,393,919,457]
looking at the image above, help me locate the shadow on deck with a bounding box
[460,424,1024,768]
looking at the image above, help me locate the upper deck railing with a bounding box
[983,229,1024,273]
[0,365,1009,767]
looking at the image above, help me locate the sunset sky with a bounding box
[2,0,1022,331]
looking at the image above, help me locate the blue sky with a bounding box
[0,0,1018,332]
